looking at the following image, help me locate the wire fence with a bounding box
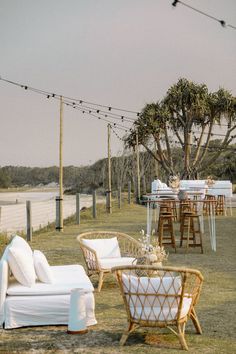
[0,194,101,235]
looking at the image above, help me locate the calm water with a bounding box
[0,190,67,205]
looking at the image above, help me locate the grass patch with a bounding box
[0,200,236,353]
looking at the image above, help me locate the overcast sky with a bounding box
[0,0,235,167]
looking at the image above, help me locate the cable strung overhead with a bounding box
[110,125,125,142]
[1,75,235,139]
[0,75,139,135]
[173,139,236,152]
[172,0,236,30]
[0,76,139,123]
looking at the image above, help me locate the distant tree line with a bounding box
[0,141,235,192]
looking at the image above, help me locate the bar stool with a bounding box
[179,200,194,223]
[159,201,172,214]
[203,195,216,215]
[179,211,203,253]
[157,211,176,252]
[169,199,178,221]
[216,195,226,215]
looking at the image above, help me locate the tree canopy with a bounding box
[125,78,236,179]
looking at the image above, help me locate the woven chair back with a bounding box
[113,265,203,326]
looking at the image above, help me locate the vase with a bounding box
[178,190,188,200]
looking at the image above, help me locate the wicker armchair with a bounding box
[112,265,203,350]
[77,231,143,292]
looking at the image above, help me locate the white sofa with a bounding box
[207,180,233,198]
[151,179,177,199]
[179,180,207,199]
[0,236,97,329]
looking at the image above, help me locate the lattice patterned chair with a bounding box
[77,231,143,292]
[112,265,203,350]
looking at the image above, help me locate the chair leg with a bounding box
[190,307,202,334]
[120,322,135,346]
[177,323,188,351]
[97,271,104,292]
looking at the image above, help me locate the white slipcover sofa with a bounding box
[151,179,177,198]
[0,235,97,329]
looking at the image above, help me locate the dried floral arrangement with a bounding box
[139,231,168,264]
[206,175,215,187]
[168,175,180,190]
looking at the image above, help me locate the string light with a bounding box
[110,125,125,142]
[63,100,130,132]
[172,0,236,30]
[62,99,137,123]
[0,76,140,119]
[1,76,235,140]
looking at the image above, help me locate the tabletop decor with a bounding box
[178,189,188,200]
[168,175,180,190]
[206,175,215,187]
[139,232,168,266]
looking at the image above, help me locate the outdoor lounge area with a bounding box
[1,0,235,352]
[0,201,235,353]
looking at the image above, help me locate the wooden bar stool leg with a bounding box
[158,218,163,247]
[180,216,184,247]
[170,218,177,252]
[191,218,197,245]
[198,216,204,254]
[186,216,190,253]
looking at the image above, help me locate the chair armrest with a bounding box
[119,237,144,259]
[79,243,101,272]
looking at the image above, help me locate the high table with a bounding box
[143,195,217,252]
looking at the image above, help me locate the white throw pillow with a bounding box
[83,237,121,259]
[11,235,33,258]
[8,247,36,287]
[33,250,54,284]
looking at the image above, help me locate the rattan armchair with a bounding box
[77,231,143,292]
[112,265,203,350]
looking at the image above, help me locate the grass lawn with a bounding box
[0,199,236,353]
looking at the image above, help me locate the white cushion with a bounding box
[8,247,36,287]
[121,274,191,321]
[11,235,33,258]
[129,298,192,321]
[122,274,181,308]
[99,257,136,270]
[83,237,121,259]
[122,274,182,296]
[7,265,94,295]
[33,250,54,284]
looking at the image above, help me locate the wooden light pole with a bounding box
[56,95,64,231]
[107,124,112,213]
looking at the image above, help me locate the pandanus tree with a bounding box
[125,78,236,180]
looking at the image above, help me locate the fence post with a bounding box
[56,196,63,231]
[128,181,131,204]
[76,193,80,224]
[92,190,97,218]
[26,200,32,242]
[118,186,121,209]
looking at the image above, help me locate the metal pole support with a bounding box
[26,200,32,242]
[56,196,63,231]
